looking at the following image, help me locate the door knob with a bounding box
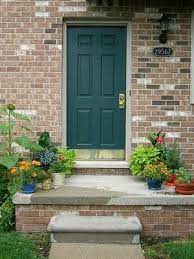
[118,93,125,109]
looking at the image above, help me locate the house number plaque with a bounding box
[153,47,173,57]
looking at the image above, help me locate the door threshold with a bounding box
[75,160,129,169]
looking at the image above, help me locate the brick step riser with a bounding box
[73,168,130,175]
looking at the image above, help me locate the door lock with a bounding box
[118,93,125,109]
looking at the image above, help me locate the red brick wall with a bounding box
[131,8,194,172]
[0,1,194,169]
[16,204,194,237]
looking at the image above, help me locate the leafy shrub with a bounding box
[163,145,184,172]
[50,148,76,176]
[0,104,42,231]
[175,167,192,183]
[147,130,165,147]
[38,131,57,153]
[130,145,161,176]
[0,198,15,232]
[0,104,42,169]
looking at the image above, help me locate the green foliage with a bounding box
[33,150,57,171]
[0,154,19,170]
[0,104,42,170]
[0,172,8,204]
[15,136,43,153]
[147,129,165,147]
[143,161,169,182]
[10,160,43,185]
[50,148,76,176]
[144,237,194,259]
[0,104,42,232]
[0,176,22,231]
[38,131,57,153]
[145,247,158,258]
[163,240,194,259]
[130,145,161,176]
[7,177,23,197]
[0,232,44,259]
[175,167,192,183]
[163,145,183,172]
[0,197,15,232]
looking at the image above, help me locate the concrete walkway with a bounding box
[49,243,145,259]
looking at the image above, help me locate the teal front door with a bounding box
[67,27,126,150]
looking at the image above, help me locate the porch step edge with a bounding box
[75,161,129,169]
[47,214,142,233]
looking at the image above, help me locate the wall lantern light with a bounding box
[158,13,170,44]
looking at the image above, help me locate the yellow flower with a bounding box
[32,160,41,166]
[31,172,37,178]
[10,167,17,174]
[19,165,26,171]
[20,160,27,165]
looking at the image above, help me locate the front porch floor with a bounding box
[13,175,194,206]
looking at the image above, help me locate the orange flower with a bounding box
[10,167,17,174]
[32,160,41,166]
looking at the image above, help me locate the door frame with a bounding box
[62,18,132,168]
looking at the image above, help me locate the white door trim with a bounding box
[62,19,132,168]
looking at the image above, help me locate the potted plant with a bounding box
[147,129,165,147]
[34,168,53,191]
[130,145,161,176]
[162,145,184,186]
[50,148,76,189]
[14,160,43,194]
[143,161,170,190]
[33,149,57,172]
[37,131,57,153]
[175,167,194,195]
[33,131,57,172]
[147,130,184,186]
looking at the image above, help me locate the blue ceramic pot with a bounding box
[147,179,162,190]
[23,183,36,194]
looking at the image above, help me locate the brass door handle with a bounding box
[118,93,125,109]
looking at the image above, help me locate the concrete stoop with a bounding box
[47,206,144,258]
[49,243,145,259]
[47,213,142,245]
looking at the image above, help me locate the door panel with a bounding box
[67,27,126,149]
[77,55,92,96]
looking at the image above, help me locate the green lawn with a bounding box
[0,232,50,259]
[144,236,194,259]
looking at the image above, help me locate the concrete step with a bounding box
[49,243,145,259]
[48,213,142,244]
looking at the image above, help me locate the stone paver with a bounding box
[49,243,145,259]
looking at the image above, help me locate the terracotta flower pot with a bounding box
[175,180,194,195]
[165,174,176,186]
